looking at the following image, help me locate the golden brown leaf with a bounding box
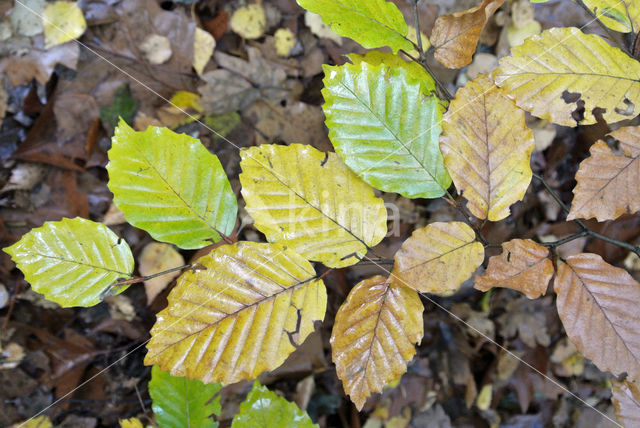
[568,126,640,222]
[331,275,423,410]
[430,0,505,68]
[475,239,553,299]
[392,222,484,295]
[555,253,640,381]
[440,75,534,221]
[145,242,326,384]
[612,380,640,426]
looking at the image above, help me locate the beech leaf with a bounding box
[322,60,450,199]
[239,144,387,268]
[567,126,640,222]
[3,217,134,307]
[612,380,640,426]
[232,381,318,428]
[392,222,484,295]
[107,120,237,249]
[555,253,640,381]
[145,242,327,385]
[440,75,534,221]
[43,1,87,49]
[474,239,553,299]
[149,365,222,428]
[296,0,412,53]
[583,0,640,33]
[331,275,423,410]
[494,27,640,126]
[430,0,505,68]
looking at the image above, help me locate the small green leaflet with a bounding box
[107,120,237,249]
[322,61,451,199]
[3,217,133,307]
[296,0,412,53]
[100,84,138,131]
[149,366,222,428]
[232,381,318,428]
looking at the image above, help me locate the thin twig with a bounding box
[540,231,589,248]
[111,264,195,288]
[412,0,424,57]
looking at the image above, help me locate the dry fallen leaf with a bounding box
[10,0,45,36]
[193,27,215,75]
[474,239,553,299]
[230,4,266,39]
[304,11,342,45]
[430,0,505,68]
[274,28,296,57]
[138,242,185,304]
[43,1,87,48]
[139,33,172,65]
[611,380,640,426]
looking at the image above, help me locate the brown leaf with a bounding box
[475,239,553,298]
[331,275,423,410]
[555,253,640,381]
[612,380,640,426]
[138,242,184,305]
[568,126,640,221]
[430,0,505,68]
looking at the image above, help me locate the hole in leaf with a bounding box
[571,100,586,123]
[615,98,635,116]
[561,90,581,104]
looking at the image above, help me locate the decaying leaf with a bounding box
[568,126,640,222]
[440,75,534,221]
[230,4,266,39]
[239,144,387,268]
[145,242,327,384]
[498,297,551,347]
[139,34,172,65]
[296,0,412,53]
[304,11,342,45]
[274,28,296,57]
[555,253,640,381]
[331,276,423,410]
[9,0,45,37]
[138,243,185,304]
[583,0,640,33]
[430,0,505,68]
[611,380,640,426]
[3,217,134,307]
[193,27,216,75]
[494,27,640,126]
[322,60,450,199]
[475,239,553,299]
[392,222,484,295]
[43,1,87,49]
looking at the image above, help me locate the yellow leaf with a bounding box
[430,0,505,68]
[474,239,553,299]
[145,242,326,385]
[440,75,534,221]
[119,418,144,428]
[156,91,203,128]
[193,28,216,75]
[10,416,52,428]
[494,27,640,126]
[567,126,640,222]
[239,144,387,268]
[274,28,296,57]
[583,0,640,33]
[331,276,423,410]
[476,384,492,410]
[392,222,484,295]
[43,1,87,49]
[230,4,266,40]
[138,242,185,305]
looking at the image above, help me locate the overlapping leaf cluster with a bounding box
[5,0,640,424]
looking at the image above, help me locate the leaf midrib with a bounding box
[498,71,640,82]
[324,0,408,43]
[29,252,131,277]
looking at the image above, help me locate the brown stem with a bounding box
[112,264,195,288]
[1,282,22,332]
[412,0,424,57]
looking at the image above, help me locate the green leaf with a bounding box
[3,217,133,307]
[322,61,451,199]
[100,84,138,131]
[296,0,412,53]
[107,120,237,249]
[149,365,222,428]
[232,381,318,428]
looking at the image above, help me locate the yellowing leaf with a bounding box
[145,242,327,385]
[4,217,134,307]
[274,28,296,57]
[120,418,144,428]
[583,0,640,33]
[494,27,640,126]
[612,380,640,426]
[156,91,204,128]
[239,144,387,268]
[43,1,87,49]
[138,243,185,304]
[567,126,640,222]
[230,4,266,39]
[440,75,534,221]
[11,416,52,428]
[193,27,216,75]
[331,276,423,410]
[392,222,484,295]
[555,253,640,382]
[296,0,412,53]
[140,34,172,65]
[430,0,505,68]
[474,239,553,299]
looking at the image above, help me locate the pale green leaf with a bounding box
[107,120,237,249]
[322,61,450,199]
[296,0,412,53]
[149,365,222,428]
[3,217,133,307]
[232,381,318,428]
